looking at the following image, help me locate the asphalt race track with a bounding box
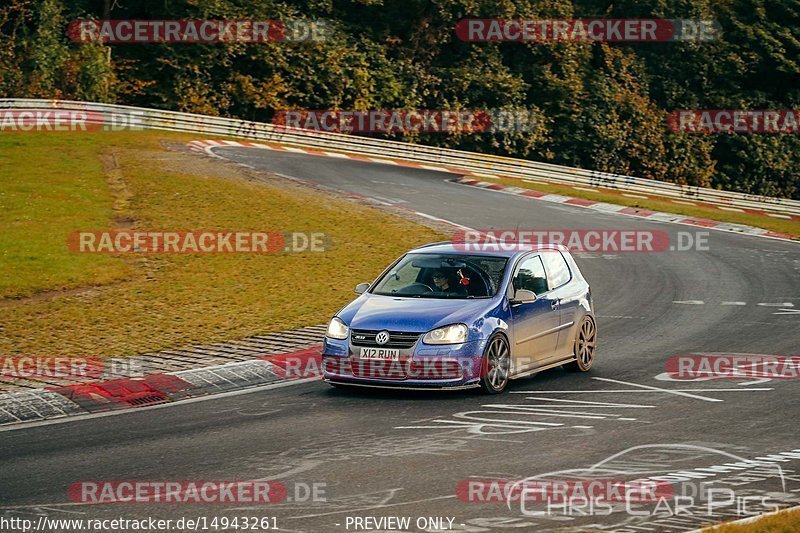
[2,148,799,532]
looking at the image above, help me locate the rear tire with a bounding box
[479,335,511,394]
[566,316,597,372]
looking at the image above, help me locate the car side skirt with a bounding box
[510,356,577,380]
[323,378,481,391]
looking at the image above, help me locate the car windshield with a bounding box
[371,253,508,299]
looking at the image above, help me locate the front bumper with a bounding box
[322,336,486,389]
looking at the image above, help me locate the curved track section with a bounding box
[2,147,798,532]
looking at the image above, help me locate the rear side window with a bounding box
[540,251,571,288]
[513,256,549,294]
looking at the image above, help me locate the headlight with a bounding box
[326,317,349,340]
[423,323,468,345]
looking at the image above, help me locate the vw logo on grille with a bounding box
[375,331,391,345]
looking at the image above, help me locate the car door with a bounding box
[540,250,579,357]
[508,254,561,372]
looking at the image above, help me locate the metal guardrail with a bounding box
[2,98,798,216]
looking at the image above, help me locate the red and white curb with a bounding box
[188,139,458,174]
[187,139,800,225]
[0,334,327,428]
[453,176,797,243]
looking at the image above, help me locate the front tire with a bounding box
[479,335,511,394]
[566,316,597,372]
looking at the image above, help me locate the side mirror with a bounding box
[510,288,537,304]
[354,282,370,295]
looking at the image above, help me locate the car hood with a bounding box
[337,293,494,333]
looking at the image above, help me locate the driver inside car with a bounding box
[432,269,468,296]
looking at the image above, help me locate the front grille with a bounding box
[409,360,463,379]
[351,360,407,379]
[350,329,422,349]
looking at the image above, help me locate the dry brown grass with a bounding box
[0,131,444,358]
[704,506,800,532]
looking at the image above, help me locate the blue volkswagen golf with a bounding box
[322,242,596,393]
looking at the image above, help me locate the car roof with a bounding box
[408,241,569,258]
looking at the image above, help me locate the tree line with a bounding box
[2,0,798,199]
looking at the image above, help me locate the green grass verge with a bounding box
[0,134,134,297]
[0,131,444,358]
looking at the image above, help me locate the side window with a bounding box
[540,251,571,289]
[513,256,549,294]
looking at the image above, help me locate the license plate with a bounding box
[359,348,400,360]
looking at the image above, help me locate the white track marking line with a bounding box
[509,388,773,394]
[282,147,307,153]
[489,410,610,419]
[774,308,800,315]
[521,397,655,408]
[673,300,705,305]
[518,408,637,418]
[757,302,794,307]
[364,198,392,206]
[767,213,792,219]
[396,419,563,429]
[520,405,643,410]
[411,211,474,231]
[721,301,747,306]
[370,195,405,205]
[323,151,349,158]
[511,388,773,393]
[368,158,399,165]
[592,377,723,402]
